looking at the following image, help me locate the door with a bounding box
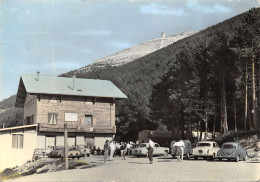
[85,137,94,150]
[68,136,76,146]
[46,136,56,148]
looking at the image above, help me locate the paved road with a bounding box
[10,155,260,182]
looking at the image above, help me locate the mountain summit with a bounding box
[65,31,195,76]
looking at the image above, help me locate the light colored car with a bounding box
[75,145,91,157]
[132,143,169,157]
[61,146,84,159]
[193,141,220,160]
[216,142,248,162]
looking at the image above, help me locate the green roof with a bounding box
[15,74,127,107]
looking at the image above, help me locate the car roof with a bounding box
[222,142,239,145]
[198,141,216,143]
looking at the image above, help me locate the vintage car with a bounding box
[193,141,220,160]
[170,140,193,159]
[216,142,248,162]
[132,143,169,157]
[49,146,64,158]
[75,145,91,157]
[61,146,84,159]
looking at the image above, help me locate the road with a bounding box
[9,155,260,182]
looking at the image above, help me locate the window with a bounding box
[48,113,57,124]
[12,134,23,149]
[85,115,93,125]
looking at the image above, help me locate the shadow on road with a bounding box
[128,162,150,164]
[157,160,173,162]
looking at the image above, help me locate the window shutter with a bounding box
[12,135,16,148]
[48,113,52,124]
[54,113,58,124]
[19,135,24,148]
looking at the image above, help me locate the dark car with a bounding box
[170,140,193,159]
[49,146,64,158]
[217,142,248,162]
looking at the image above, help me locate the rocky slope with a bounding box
[65,31,196,77]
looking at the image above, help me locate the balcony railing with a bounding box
[38,123,116,133]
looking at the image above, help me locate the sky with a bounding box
[0,0,259,101]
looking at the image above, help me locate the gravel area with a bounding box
[7,155,260,182]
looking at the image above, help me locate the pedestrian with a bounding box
[120,142,126,160]
[179,140,185,161]
[147,139,155,164]
[176,146,182,162]
[104,140,109,163]
[110,140,116,161]
[126,142,132,157]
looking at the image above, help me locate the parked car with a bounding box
[193,141,220,160]
[216,142,248,162]
[49,146,64,158]
[61,146,84,159]
[170,140,193,159]
[75,145,91,157]
[45,146,55,156]
[128,144,139,155]
[132,143,169,157]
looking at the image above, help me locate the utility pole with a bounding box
[64,124,68,170]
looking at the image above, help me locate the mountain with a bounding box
[0,95,16,110]
[61,8,260,140]
[64,31,196,77]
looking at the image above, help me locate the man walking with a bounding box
[109,140,116,161]
[148,139,155,164]
[104,140,109,163]
[179,140,185,161]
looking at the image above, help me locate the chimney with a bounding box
[73,75,75,90]
[36,71,40,81]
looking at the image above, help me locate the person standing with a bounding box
[148,139,155,164]
[179,140,185,161]
[120,142,126,160]
[104,140,109,163]
[176,146,182,162]
[110,140,116,161]
[126,142,132,157]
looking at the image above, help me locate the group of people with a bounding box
[103,140,133,163]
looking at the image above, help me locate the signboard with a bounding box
[65,112,78,122]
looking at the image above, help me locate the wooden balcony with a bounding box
[38,123,116,133]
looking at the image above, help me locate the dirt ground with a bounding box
[7,154,260,182]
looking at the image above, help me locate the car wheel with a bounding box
[87,154,90,157]
[235,155,240,162]
[194,156,198,160]
[77,157,80,159]
[211,154,215,160]
[243,154,248,161]
[186,153,190,160]
[172,155,175,159]
[164,151,168,157]
[219,158,222,161]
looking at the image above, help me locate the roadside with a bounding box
[7,155,260,182]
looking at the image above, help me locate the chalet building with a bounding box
[0,74,127,170]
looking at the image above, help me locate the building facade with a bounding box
[0,74,127,170]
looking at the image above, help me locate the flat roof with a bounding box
[0,124,38,132]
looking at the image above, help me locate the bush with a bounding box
[215,130,260,146]
[0,168,20,180]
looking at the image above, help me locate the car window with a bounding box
[222,144,236,149]
[197,143,211,147]
[139,144,147,148]
[155,144,160,147]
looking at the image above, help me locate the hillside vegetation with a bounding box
[62,8,260,141]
